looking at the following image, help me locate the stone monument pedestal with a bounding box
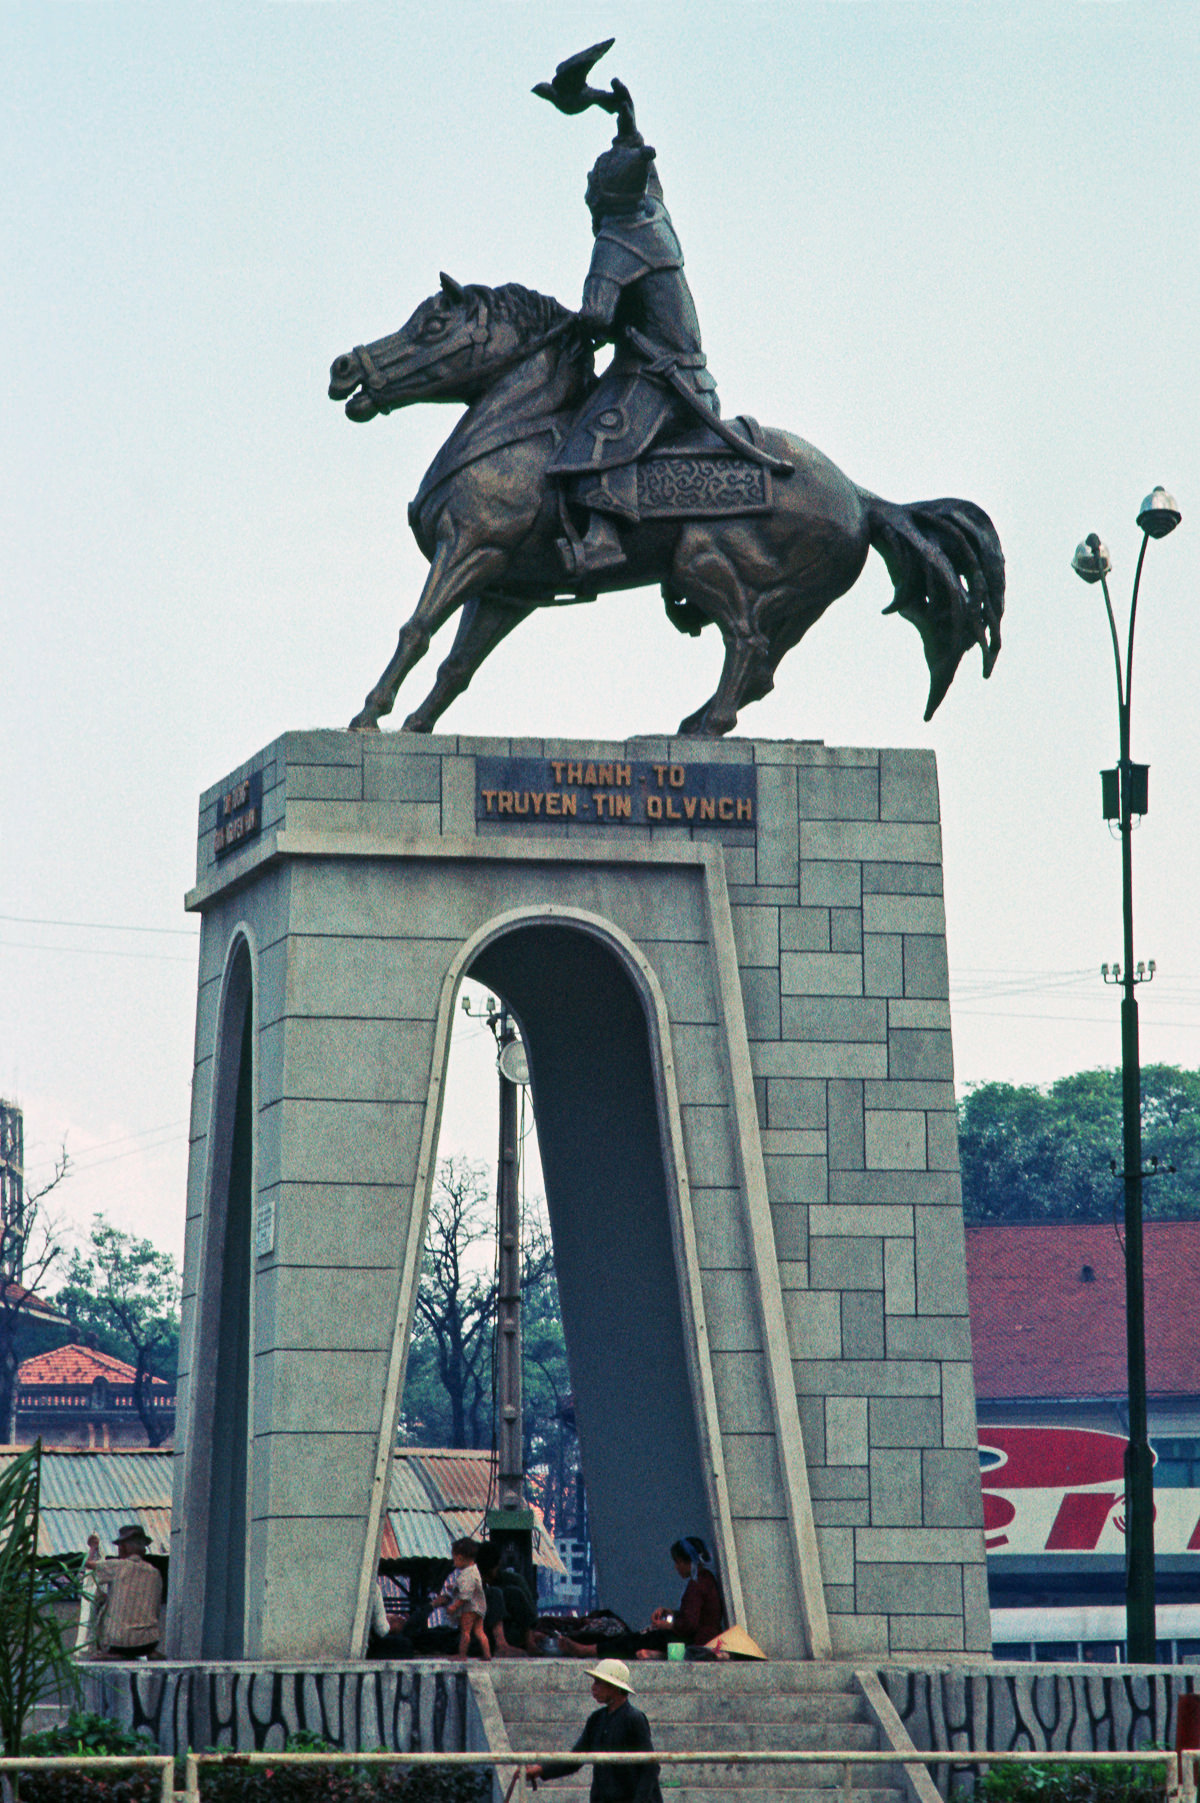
[166,731,988,1664]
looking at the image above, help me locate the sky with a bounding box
[3,3,1198,1265]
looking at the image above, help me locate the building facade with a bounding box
[16,1343,176,1449]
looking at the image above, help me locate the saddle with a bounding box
[633,417,775,519]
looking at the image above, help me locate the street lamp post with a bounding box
[462,991,536,1587]
[1072,484,1180,1664]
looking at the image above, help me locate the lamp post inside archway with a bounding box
[1071,484,1181,1664]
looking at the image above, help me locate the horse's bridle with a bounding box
[353,307,579,402]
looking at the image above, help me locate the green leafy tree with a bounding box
[53,1219,181,1447]
[958,1064,1200,1222]
[518,1213,579,1537]
[0,1440,80,1769]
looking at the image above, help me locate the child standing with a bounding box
[434,1537,490,1661]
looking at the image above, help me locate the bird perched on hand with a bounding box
[533,40,623,117]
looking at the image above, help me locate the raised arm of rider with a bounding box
[579,275,621,336]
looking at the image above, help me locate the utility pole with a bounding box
[0,1101,25,1284]
[494,1005,524,1511]
[464,994,535,1587]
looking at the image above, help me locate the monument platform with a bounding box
[169,732,987,1665]
[77,1657,1191,1776]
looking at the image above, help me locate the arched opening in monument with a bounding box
[197,940,255,1659]
[463,921,716,1626]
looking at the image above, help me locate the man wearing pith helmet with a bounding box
[526,1658,663,1803]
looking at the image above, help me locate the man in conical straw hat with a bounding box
[526,1658,663,1803]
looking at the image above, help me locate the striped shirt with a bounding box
[90,1555,162,1650]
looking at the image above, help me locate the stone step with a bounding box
[498,1692,868,1726]
[504,1720,880,1752]
[515,1759,897,1788]
[527,1787,904,1803]
[488,1662,863,1695]
[522,1762,898,1789]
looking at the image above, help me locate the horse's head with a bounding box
[328,275,585,421]
[328,274,493,420]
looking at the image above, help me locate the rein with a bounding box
[354,309,581,399]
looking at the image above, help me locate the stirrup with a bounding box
[558,535,628,579]
[562,514,628,579]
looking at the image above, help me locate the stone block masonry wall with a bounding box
[730,746,990,1657]
[180,731,987,1660]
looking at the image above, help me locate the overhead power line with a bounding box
[0,938,196,964]
[0,911,197,937]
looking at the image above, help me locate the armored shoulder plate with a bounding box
[591,200,684,287]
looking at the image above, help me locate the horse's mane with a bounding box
[467,282,575,340]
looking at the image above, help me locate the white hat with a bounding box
[587,1657,634,1693]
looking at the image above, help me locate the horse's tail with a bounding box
[861,492,1005,720]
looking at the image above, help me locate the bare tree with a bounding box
[407,1158,499,1447]
[0,1108,70,1443]
[400,1155,577,1532]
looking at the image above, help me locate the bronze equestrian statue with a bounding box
[329,43,1003,738]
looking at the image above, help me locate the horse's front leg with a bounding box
[349,515,509,729]
[402,594,535,733]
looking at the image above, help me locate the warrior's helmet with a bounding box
[585,141,656,217]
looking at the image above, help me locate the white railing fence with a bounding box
[0,1742,1187,1803]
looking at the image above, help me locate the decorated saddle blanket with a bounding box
[635,417,774,519]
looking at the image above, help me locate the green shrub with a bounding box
[13,1715,489,1803]
[12,1710,160,1803]
[197,1759,490,1803]
[967,1757,1170,1803]
[21,1713,156,1759]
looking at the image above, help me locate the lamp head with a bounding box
[1136,485,1181,539]
[1072,533,1111,584]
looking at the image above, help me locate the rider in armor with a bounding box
[547,125,721,579]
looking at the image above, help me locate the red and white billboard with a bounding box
[979,1424,1200,1555]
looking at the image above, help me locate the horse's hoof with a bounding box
[400,714,434,733]
[677,710,734,738]
[348,709,381,731]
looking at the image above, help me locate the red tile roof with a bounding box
[965,1220,1200,1401]
[18,1344,169,1388]
[3,1281,65,1320]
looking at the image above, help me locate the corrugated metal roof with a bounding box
[400,1450,566,1575]
[29,1449,174,1510]
[404,1448,495,1514]
[385,1454,452,1561]
[0,1448,174,1557]
[37,1506,173,1559]
[0,1445,564,1572]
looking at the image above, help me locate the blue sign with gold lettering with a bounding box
[475,757,755,829]
[214,769,263,859]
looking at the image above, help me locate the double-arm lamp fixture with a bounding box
[1071,485,1181,1664]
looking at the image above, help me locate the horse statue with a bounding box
[328,277,1003,738]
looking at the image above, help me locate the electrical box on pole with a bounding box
[1101,763,1149,823]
